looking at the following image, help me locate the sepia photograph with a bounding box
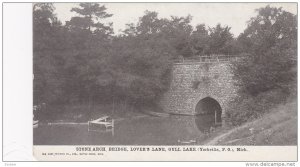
[29,2,298,161]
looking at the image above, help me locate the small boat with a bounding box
[33,114,39,128]
[33,120,39,128]
[88,116,114,132]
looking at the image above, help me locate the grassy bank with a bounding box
[204,100,297,145]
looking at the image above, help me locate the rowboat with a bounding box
[33,120,39,128]
[88,116,114,134]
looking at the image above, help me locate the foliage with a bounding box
[33,3,67,105]
[111,15,176,106]
[208,24,234,54]
[33,3,296,121]
[191,24,210,55]
[66,3,113,35]
[123,11,237,58]
[235,5,297,96]
[227,6,297,125]
[226,90,288,126]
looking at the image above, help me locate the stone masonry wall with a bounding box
[160,61,238,117]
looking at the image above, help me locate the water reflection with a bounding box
[195,114,220,133]
[34,114,221,145]
[195,97,222,123]
[194,96,222,133]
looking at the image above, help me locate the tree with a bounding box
[123,23,137,36]
[111,30,175,107]
[234,5,297,96]
[207,24,234,55]
[136,10,162,35]
[161,15,194,57]
[63,3,114,114]
[228,6,297,125]
[124,11,195,58]
[66,3,113,35]
[33,3,67,105]
[191,24,210,55]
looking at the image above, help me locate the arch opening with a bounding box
[194,97,222,132]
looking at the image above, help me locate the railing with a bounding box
[173,55,239,63]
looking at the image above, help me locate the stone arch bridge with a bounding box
[160,55,239,122]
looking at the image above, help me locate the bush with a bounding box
[226,90,289,126]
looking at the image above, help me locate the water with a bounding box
[34,115,219,145]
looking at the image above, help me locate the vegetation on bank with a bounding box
[33,3,239,120]
[226,6,297,126]
[34,3,297,128]
[205,100,297,145]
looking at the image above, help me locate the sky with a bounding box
[53,3,297,37]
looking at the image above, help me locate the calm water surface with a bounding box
[34,115,219,145]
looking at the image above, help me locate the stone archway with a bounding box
[194,97,222,132]
[195,97,222,122]
[160,61,237,115]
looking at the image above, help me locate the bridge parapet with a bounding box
[173,55,240,64]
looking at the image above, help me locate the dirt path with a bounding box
[204,123,250,145]
[205,108,296,145]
